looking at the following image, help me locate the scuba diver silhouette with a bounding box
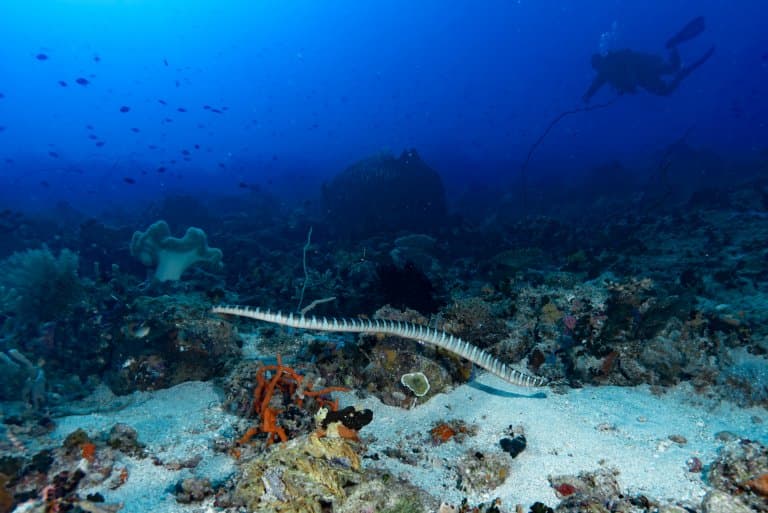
[583,16,715,103]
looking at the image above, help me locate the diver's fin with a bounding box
[666,16,706,49]
[683,46,715,76]
[671,46,715,89]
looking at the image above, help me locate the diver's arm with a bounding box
[583,75,607,103]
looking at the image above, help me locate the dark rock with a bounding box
[376,261,441,314]
[320,406,373,431]
[107,423,145,457]
[499,434,526,458]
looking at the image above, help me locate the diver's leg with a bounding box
[664,47,682,74]
[653,46,715,96]
[675,46,715,82]
[666,16,706,49]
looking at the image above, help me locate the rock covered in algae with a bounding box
[235,433,431,513]
[236,433,360,511]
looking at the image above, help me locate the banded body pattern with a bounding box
[212,305,547,387]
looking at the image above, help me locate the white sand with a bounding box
[51,382,238,513]
[46,375,766,512]
[345,374,766,509]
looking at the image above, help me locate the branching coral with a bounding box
[237,355,350,447]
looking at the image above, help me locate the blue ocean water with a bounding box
[1,0,765,212]
[1,1,767,512]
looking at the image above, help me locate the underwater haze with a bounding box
[1,0,766,212]
[1,2,768,513]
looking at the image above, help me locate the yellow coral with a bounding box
[541,302,563,325]
[236,433,361,512]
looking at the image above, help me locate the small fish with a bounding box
[217,162,225,169]
[0,92,4,99]
[75,77,89,86]
[0,126,5,132]
[211,108,222,114]
[203,105,211,110]
[48,151,59,158]
[86,124,94,130]
[119,105,130,113]
[163,58,169,66]
[36,53,48,60]
[193,144,200,149]
[156,167,166,173]
[58,80,67,87]
[123,177,136,184]
[93,54,101,62]
[130,127,140,133]
[40,180,50,187]
[95,141,105,147]
[87,134,98,140]
[163,117,173,122]
[238,182,249,188]
[175,79,180,87]
[177,107,187,112]
[181,149,190,156]
[148,144,158,150]
[158,99,167,105]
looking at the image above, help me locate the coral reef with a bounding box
[0,246,82,329]
[0,423,141,513]
[1,140,767,513]
[108,293,240,393]
[707,439,768,511]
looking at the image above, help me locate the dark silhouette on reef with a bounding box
[583,16,715,103]
[322,149,447,239]
[376,260,440,314]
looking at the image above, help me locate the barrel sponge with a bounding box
[130,220,223,282]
